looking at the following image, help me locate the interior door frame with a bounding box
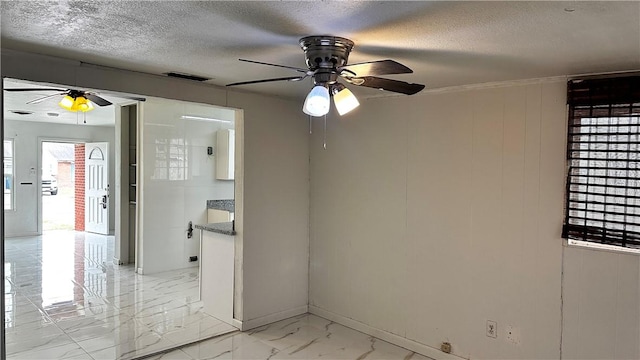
[38,137,89,235]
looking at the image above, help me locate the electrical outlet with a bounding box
[506,325,520,344]
[486,320,497,338]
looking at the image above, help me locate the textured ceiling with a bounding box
[2,1,640,102]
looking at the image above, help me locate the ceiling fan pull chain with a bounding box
[323,114,327,150]
[309,115,313,134]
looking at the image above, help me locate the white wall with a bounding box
[4,119,115,237]
[562,247,640,359]
[228,91,310,324]
[138,98,235,274]
[309,81,640,359]
[1,49,309,326]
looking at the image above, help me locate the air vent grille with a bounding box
[10,110,34,115]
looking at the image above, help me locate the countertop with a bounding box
[207,200,234,212]
[195,222,236,236]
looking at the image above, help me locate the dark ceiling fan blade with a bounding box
[227,76,307,87]
[346,76,425,95]
[84,93,112,107]
[239,59,309,74]
[339,60,413,77]
[5,88,68,92]
[25,92,67,104]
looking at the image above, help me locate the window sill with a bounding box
[565,239,640,256]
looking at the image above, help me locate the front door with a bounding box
[85,142,109,234]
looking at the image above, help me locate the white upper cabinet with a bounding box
[216,129,235,180]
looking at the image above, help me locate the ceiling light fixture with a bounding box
[303,84,331,116]
[59,95,94,112]
[331,83,360,116]
[227,35,425,120]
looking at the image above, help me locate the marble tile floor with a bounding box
[139,314,434,360]
[4,230,236,360]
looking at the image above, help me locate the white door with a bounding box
[85,142,109,234]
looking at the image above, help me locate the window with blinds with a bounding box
[562,76,640,249]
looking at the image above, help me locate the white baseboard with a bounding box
[234,305,308,331]
[309,306,466,360]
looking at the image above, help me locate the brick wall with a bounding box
[57,161,73,188]
[74,144,85,231]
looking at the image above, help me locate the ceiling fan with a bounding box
[4,88,114,112]
[227,35,425,117]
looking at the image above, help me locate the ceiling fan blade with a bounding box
[84,94,113,107]
[239,59,309,74]
[227,76,307,87]
[346,76,425,95]
[339,60,413,77]
[25,92,67,104]
[4,88,68,92]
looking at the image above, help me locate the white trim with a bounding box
[233,305,308,331]
[309,306,467,360]
[566,239,640,256]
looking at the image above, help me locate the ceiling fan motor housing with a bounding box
[300,36,354,86]
[67,89,86,99]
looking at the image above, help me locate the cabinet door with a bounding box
[201,231,234,325]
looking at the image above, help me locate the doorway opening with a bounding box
[41,141,83,232]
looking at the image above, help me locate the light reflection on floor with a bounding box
[3,230,235,360]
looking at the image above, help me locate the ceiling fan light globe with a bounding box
[76,97,94,112]
[303,85,330,117]
[59,95,75,111]
[333,87,359,116]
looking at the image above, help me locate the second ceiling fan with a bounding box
[227,36,425,117]
[4,88,114,112]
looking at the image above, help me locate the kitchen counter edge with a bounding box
[195,222,236,236]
